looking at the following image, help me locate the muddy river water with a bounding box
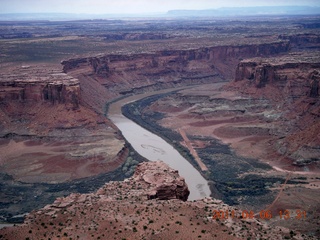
[108,88,211,200]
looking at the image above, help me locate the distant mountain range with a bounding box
[0,6,319,21]
[168,6,320,17]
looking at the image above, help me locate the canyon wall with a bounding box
[231,52,320,166]
[62,41,290,96]
[234,54,320,97]
[0,68,80,109]
[279,33,320,49]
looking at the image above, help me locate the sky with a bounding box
[1,0,320,14]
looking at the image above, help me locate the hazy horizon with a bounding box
[1,0,320,15]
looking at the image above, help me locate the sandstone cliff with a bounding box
[235,52,320,94]
[62,41,290,98]
[0,66,80,109]
[0,65,126,183]
[231,52,320,167]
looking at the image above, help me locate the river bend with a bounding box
[108,89,211,200]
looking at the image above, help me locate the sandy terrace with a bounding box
[0,135,125,183]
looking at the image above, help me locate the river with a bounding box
[108,88,211,200]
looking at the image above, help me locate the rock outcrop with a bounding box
[37,161,189,206]
[0,66,80,109]
[234,52,320,96]
[1,161,310,240]
[132,161,189,201]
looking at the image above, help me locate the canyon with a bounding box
[0,16,319,238]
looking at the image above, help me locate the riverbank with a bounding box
[121,91,201,171]
[120,86,310,212]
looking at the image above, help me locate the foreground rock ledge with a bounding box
[133,161,190,201]
[45,161,190,210]
[0,161,314,240]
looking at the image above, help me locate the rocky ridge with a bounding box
[0,161,312,240]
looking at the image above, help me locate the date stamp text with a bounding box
[212,209,307,220]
